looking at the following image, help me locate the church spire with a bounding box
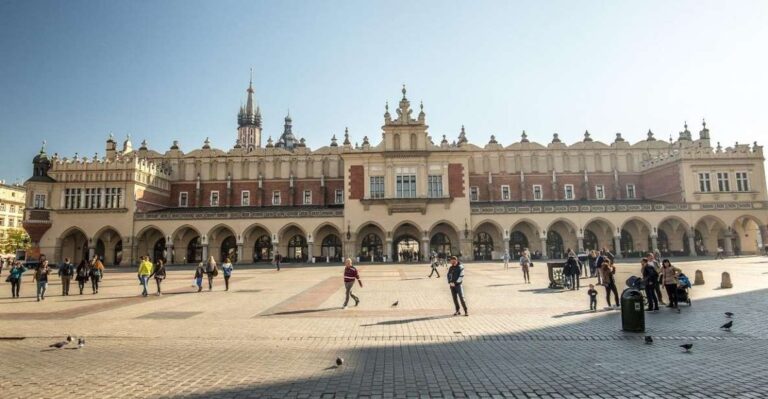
[245,68,255,117]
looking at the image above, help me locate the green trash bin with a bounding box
[620,288,645,332]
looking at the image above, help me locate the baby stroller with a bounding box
[676,273,692,306]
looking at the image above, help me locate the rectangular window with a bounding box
[335,189,344,204]
[0,218,4,226]
[595,184,605,200]
[105,188,122,209]
[532,185,543,201]
[626,184,636,199]
[564,184,574,200]
[9,218,14,227]
[272,190,281,205]
[428,175,443,198]
[32,193,45,209]
[396,174,417,198]
[736,172,749,192]
[64,188,82,209]
[303,189,312,205]
[500,185,511,201]
[370,176,385,199]
[698,172,711,192]
[716,172,730,192]
[470,186,479,202]
[9,205,15,213]
[179,192,189,207]
[0,204,4,211]
[210,191,220,206]
[241,190,250,206]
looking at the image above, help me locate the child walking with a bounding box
[194,263,205,292]
[588,284,598,311]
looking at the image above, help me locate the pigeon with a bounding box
[77,338,85,348]
[391,301,399,307]
[644,336,653,345]
[725,312,734,318]
[49,335,74,349]
[335,357,344,366]
[720,321,733,331]
[680,343,693,352]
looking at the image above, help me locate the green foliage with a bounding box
[0,228,30,254]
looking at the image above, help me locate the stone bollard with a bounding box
[694,270,705,286]
[720,272,733,289]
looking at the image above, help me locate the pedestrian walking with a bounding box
[150,259,166,295]
[273,251,282,271]
[75,260,89,295]
[641,258,659,311]
[57,258,74,296]
[599,260,619,308]
[587,284,598,311]
[447,256,468,316]
[579,253,588,276]
[519,252,531,284]
[645,253,665,305]
[567,254,581,290]
[205,255,218,291]
[194,263,205,292]
[222,257,233,291]
[502,250,510,270]
[587,250,598,277]
[90,257,104,294]
[137,255,153,297]
[342,258,362,309]
[33,260,51,301]
[7,261,27,298]
[660,259,682,308]
[427,256,440,278]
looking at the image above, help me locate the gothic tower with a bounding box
[237,71,262,152]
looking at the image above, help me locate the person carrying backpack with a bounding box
[641,258,659,311]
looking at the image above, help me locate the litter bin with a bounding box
[620,288,645,332]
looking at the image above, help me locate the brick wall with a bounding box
[349,165,364,200]
[135,188,171,212]
[640,163,683,202]
[448,163,465,198]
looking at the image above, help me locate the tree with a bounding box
[1,228,30,254]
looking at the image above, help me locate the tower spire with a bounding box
[245,69,255,117]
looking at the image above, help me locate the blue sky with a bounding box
[1,1,767,183]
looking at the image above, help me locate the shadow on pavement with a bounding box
[360,315,454,326]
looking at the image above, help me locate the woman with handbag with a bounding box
[89,257,105,294]
[600,260,620,308]
[150,259,167,296]
[205,255,218,291]
[7,261,27,298]
[75,260,89,295]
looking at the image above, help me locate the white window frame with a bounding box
[564,184,575,200]
[335,189,344,204]
[735,172,750,192]
[500,185,511,201]
[8,218,14,227]
[370,176,385,199]
[594,184,605,200]
[532,185,543,201]
[33,193,46,209]
[625,184,636,199]
[303,189,312,205]
[698,172,711,193]
[396,174,417,198]
[716,172,730,192]
[179,192,188,207]
[427,175,443,198]
[210,191,220,207]
[9,205,15,213]
[469,186,479,202]
[241,190,250,206]
[272,190,281,206]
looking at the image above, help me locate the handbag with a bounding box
[212,267,219,277]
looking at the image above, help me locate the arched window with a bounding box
[546,231,564,259]
[657,230,669,255]
[583,229,599,251]
[393,134,401,150]
[321,234,342,261]
[410,133,417,149]
[509,231,529,258]
[187,236,202,264]
[220,236,237,263]
[473,232,494,261]
[620,229,634,256]
[430,233,452,258]
[361,233,383,261]
[253,235,272,262]
[287,235,308,262]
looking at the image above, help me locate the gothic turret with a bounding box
[29,141,54,182]
[276,112,297,150]
[237,70,263,152]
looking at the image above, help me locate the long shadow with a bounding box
[360,315,454,326]
[487,283,526,287]
[518,288,565,294]
[265,307,339,316]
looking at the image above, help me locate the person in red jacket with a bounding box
[342,258,362,309]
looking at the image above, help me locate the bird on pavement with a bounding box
[721,321,733,331]
[77,338,85,348]
[680,343,693,352]
[725,312,734,318]
[335,357,344,366]
[644,336,653,345]
[391,301,399,307]
[49,335,74,349]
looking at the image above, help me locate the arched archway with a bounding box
[279,224,307,262]
[509,231,528,259]
[221,236,237,263]
[546,230,564,259]
[356,223,385,262]
[313,223,343,263]
[392,222,423,262]
[620,218,652,257]
[547,219,577,259]
[473,232,494,261]
[253,235,272,262]
[583,229,599,252]
[429,221,460,259]
[430,233,452,258]
[473,220,503,260]
[658,217,691,257]
[243,223,271,263]
[152,238,166,263]
[583,218,615,252]
[694,216,729,255]
[59,227,89,265]
[208,224,236,263]
[731,215,764,255]
[510,219,539,258]
[173,225,201,264]
[94,226,123,266]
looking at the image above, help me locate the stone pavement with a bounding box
[1,256,767,398]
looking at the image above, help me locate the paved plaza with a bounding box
[1,256,767,398]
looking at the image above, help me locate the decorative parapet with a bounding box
[470,200,765,215]
[134,206,344,221]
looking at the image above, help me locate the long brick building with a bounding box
[22,83,768,266]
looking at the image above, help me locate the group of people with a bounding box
[3,255,105,301]
[135,254,235,297]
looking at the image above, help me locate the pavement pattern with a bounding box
[1,256,767,398]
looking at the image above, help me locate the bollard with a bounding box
[720,271,733,289]
[694,270,705,286]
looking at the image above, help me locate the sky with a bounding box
[1,0,767,183]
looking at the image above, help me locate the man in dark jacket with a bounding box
[641,258,659,311]
[566,255,581,290]
[447,256,468,316]
[57,258,74,296]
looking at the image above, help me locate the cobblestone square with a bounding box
[1,256,767,398]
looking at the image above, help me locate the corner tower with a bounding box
[237,70,262,152]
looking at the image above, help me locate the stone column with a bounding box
[503,237,510,257]
[540,237,548,259]
[688,231,697,256]
[613,236,623,259]
[307,240,314,263]
[88,245,95,261]
[201,245,209,262]
[421,238,429,262]
[724,233,734,256]
[650,235,658,252]
[386,239,393,263]
[165,242,173,263]
[577,236,584,253]
[237,244,244,264]
[760,225,768,253]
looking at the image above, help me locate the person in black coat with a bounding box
[446,256,468,316]
[641,258,659,311]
